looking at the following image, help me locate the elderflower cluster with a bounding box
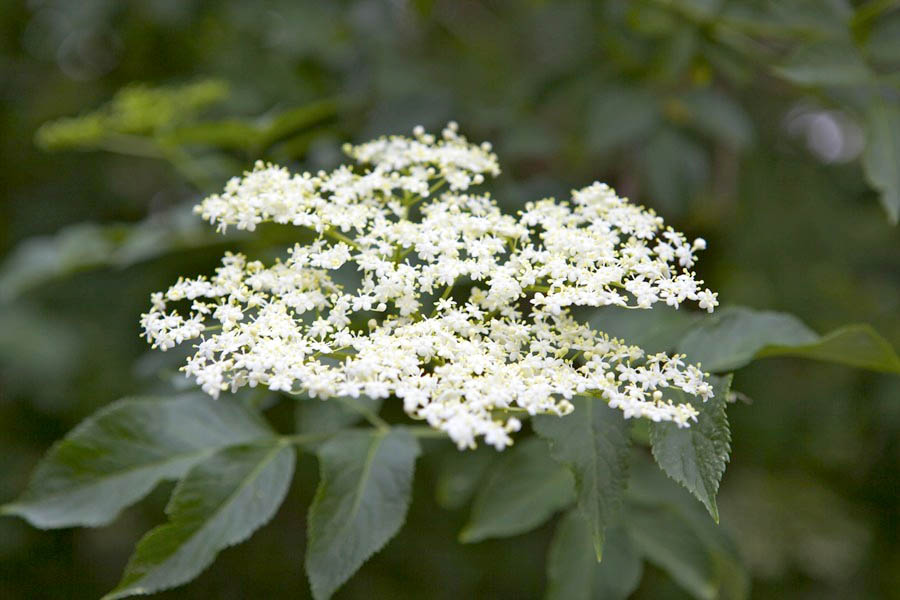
[141,123,719,450]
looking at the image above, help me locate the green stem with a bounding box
[322,227,360,250]
[403,425,448,438]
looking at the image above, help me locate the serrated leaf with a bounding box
[626,502,718,600]
[104,441,295,599]
[533,398,631,560]
[861,102,900,224]
[2,395,271,528]
[774,40,874,87]
[650,375,733,522]
[460,437,575,543]
[627,456,749,600]
[545,510,642,600]
[677,306,900,373]
[305,429,420,600]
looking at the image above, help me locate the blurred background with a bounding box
[1,0,898,598]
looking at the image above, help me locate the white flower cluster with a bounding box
[142,123,719,450]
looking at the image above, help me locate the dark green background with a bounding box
[1,1,898,598]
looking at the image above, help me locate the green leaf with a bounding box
[294,396,384,436]
[627,456,749,600]
[0,206,232,302]
[677,306,900,373]
[677,306,820,371]
[774,40,874,87]
[305,429,420,600]
[626,502,718,600]
[533,398,631,560]
[163,119,262,150]
[640,128,709,215]
[861,102,900,224]
[104,441,295,599]
[587,86,660,154]
[680,89,754,148]
[755,324,900,373]
[590,305,702,354]
[2,395,271,528]
[650,375,733,522]
[256,99,339,150]
[545,510,642,600]
[434,446,499,511]
[460,437,575,543]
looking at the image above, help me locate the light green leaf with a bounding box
[545,510,642,600]
[774,40,874,87]
[104,442,295,599]
[2,395,271,528]
[861,102,900,224]
[305,429,420,600]
[533,398,631,560]
[626,502,718,600]
[650,375,733,522]
[460,437,575,543]
[162,119,261,150]
[677,306,900,373]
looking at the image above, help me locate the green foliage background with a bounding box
[1,0,898,598]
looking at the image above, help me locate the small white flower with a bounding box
[144,124,718,450]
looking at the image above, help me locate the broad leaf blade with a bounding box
[756,324,900,373]
[104,441,295,599]
[533,398,631,560]
[305,429,420,600]
[677,306,818,372]
[460,437,575,543]
[677,306,900,374]
[2,395,271,528]
[590,305,702,354]
[0,205,233,302]
[627,456,749,600]
[295,396,384,436]
[650,375,733,521]
[545,510,642,600]
[434,446,498,510]
[626,502,718,600]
